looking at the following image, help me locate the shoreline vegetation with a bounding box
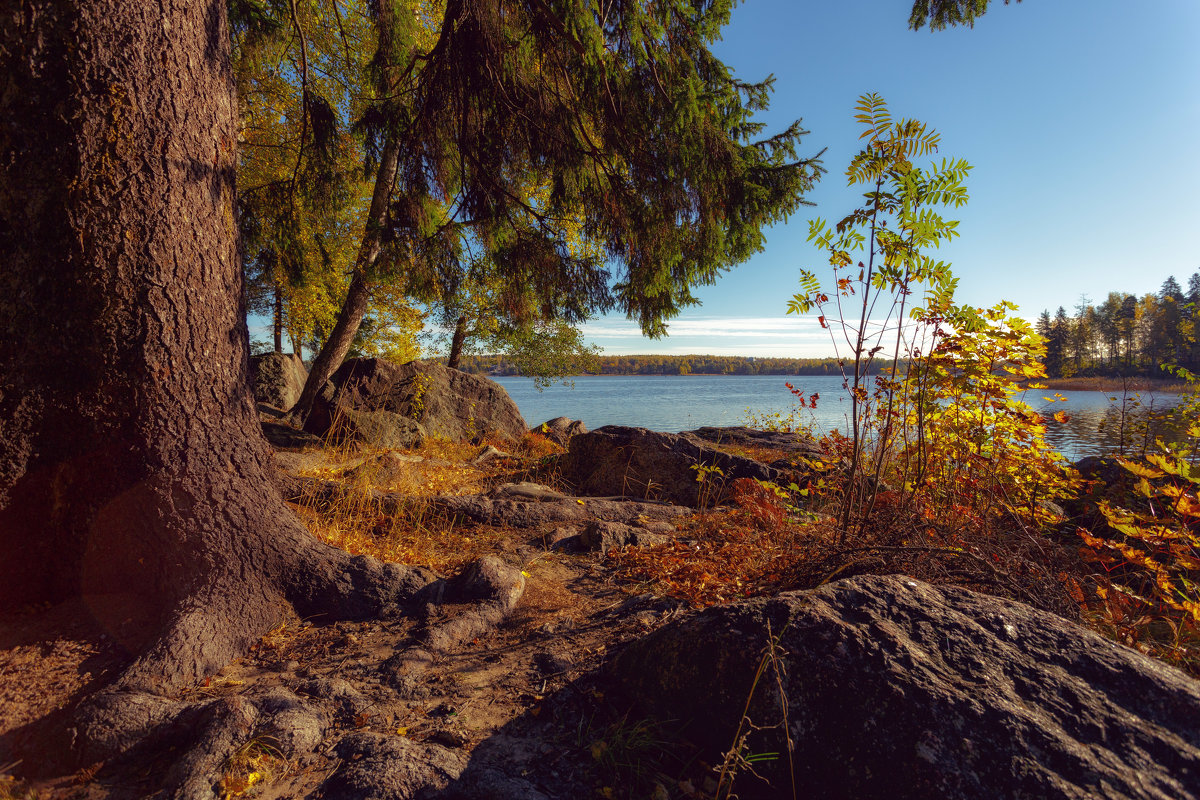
[1035,376,1191,394]
[459,353,1192,394]
[459,353,882,377]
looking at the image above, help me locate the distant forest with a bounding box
[458,272,1200,381]
[1038,272,1200,378]
[457,354,869,377]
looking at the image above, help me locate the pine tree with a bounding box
[909,0,1019,30]
[288,0,825,419]
[1161,275,1184,303]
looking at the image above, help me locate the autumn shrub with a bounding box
[608,478,827,607]
[1076,367,1200,673]
[788,93,969,539]
[897,299,1078,529]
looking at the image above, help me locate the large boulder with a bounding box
[557,425,780,506]
[610,575,1200,799]
[304,358,526,448]
[249,351,308,410]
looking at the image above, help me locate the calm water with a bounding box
[495,374,1190,461]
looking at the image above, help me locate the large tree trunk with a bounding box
[0,0,426,764]
[288,136,400,422]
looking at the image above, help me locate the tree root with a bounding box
[46,550,524,797]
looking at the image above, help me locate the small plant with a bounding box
[0,765,36,800]
[218,738,287,798]
[902,299,1078,528]
[586,715,672,798]
[742,402,811,434]
[716,622,796,800]
[408,372,432,419]
[691,462,726,512]
[789,92,969,541]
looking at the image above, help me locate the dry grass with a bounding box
[0,770,36,800]
[287,432,565,574]
[217,738,287,799]
[285,418,1200,683]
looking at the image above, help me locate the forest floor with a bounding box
[0,419,1194,799]
[0,429,743,799]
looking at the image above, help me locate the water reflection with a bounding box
[1024,390,1190,462]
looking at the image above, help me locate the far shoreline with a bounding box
[1032,376,1190,395]
[493,373,1191,393]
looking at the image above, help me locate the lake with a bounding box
[494,374,1190,461]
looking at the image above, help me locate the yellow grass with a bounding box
[288,433,564,574]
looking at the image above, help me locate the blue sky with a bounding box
[585,0,1200,356]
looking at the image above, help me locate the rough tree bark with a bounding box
[447,315,470,370]
[0,0,427,764]
[274,283,284,353]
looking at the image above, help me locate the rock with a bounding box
[610,574,1200,800]
[382,648,436,692]
[261,419,324,450]
[454,555,525,611]
[492,482,569,502]
[471,445,510,466]
[532,416,588,446]
[297,677,367,717]
[252,689,327,757]
[534,649,575,674]
[321,732,468,800]
[558,425,781,507]
[441,767,554,800]
[304,358,526,449]
[579,520,670,554]
[544,525,580,548]
[1074,455,1128,485]
[683,425,824,459]
[344,450,425,485]
[249,352,308,410]
[1066,456,1139,521]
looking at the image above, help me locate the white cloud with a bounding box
[577,314,926,358]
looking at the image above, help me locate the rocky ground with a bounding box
[3,402,1199,799]
[0,421,736,800]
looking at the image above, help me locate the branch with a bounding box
[287,0,311,190]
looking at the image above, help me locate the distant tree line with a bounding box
[458,353,881,377]
[1037,272,1200,378]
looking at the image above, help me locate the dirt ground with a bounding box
[0,443,712,800]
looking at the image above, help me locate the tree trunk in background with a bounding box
[447,315,469,369]
[0,0,424,765]
[273,282,284,353]
[288,136,400,421]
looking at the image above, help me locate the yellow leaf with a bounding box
[1119,459,1164,480]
